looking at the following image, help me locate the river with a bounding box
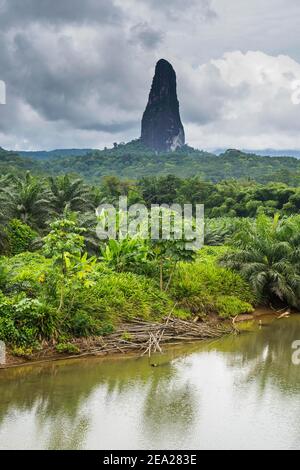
[0,315,300,450]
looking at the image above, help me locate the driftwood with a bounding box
[66,316,236,358]
[4,316,237,368]
[277,311,290,319]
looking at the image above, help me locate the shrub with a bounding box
[11,346,34,358]
[68,272,173,326]
[56,343,80,354]
[100,237,149,273]
[0,264,8,290]
[215,296,254,319]
[92,272,172,321]
[171,253,254,318]
[5,219,38,255]
[70,311,102,337]
[2,252,51,297]
[0,292,60,346]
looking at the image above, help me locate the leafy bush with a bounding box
[70,311,102,337]
[101,237,149,273]
[0,263,8,290]
[5,219,38,255]
[215,296,254,319]
[11,346,34,358]
[171,253,254,317]
[1,252,51,296]
[56,343,80,354]
[0,292,60,346]
[69,272,173,325]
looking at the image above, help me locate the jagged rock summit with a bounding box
[141,59,185,152]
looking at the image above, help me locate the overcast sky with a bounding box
[1,0,300,151]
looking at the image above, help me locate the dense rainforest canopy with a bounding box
[1,143,300,357]
[2,142,300,185]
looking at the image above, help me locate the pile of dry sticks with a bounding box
[73,316,236,358]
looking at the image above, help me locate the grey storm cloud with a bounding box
[143,0,217,21]
[0,0,122,27]
[1,0,300,151]
[129,23,164,50]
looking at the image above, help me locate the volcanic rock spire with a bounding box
[141,59,185,152]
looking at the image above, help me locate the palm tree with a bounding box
[222,214,300,309]
[49,175,92,215]
[0,172,51,229]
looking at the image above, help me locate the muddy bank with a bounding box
[2,309,295,369]
[1,316,236,369]
[235,307,295,323]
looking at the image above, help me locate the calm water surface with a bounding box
[1,316,300,450]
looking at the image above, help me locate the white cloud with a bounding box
[1,0,300,151]
[180,51,300,150]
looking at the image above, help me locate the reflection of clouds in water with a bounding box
[1,320,300,449]
[44,414,90,450]
[216,318,300,396]
[0,353,197,449]
[142,379,198,447]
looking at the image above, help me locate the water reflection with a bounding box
[0,316,300,449]
[0,353,198,449]
[208,317,300,393]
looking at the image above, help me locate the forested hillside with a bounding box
[2,142,300,185]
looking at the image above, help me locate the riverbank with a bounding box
[2,316,237,369]
[2,315,300,450]
[1,308,291,369]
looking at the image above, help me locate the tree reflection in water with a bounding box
[0,316,300,449]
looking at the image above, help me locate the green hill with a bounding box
[1,142,300,185]
[42,142,300,185]
[0,148,41,175]
[19,148,92,160]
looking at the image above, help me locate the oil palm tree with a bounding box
[222,214,300,308]
[0,172,51,229]
[49,175,92,215]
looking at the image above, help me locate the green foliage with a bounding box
[204,218,247,246]
[171,254,254,317]
[5,219,38,255]
[49,175,92,215]
[11,346,34,358]
[56,343,80,354]
[215,296,254,319]
[222,214,300,309]
[1,252,51,296]
[71,272,173,325]
[70,311,102,337]
[43,218,93,311]
[101,237,149,273]
[4,151,300,346]
[0,172,51,229]
[0,263,8,290]
[0,292,60,346]
[7,142,300,185]
[6,143,300,186]
[43,218,85,265]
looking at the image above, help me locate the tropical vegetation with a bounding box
[1,148,300,357]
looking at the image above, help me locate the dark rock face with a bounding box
[141,59,185,152]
